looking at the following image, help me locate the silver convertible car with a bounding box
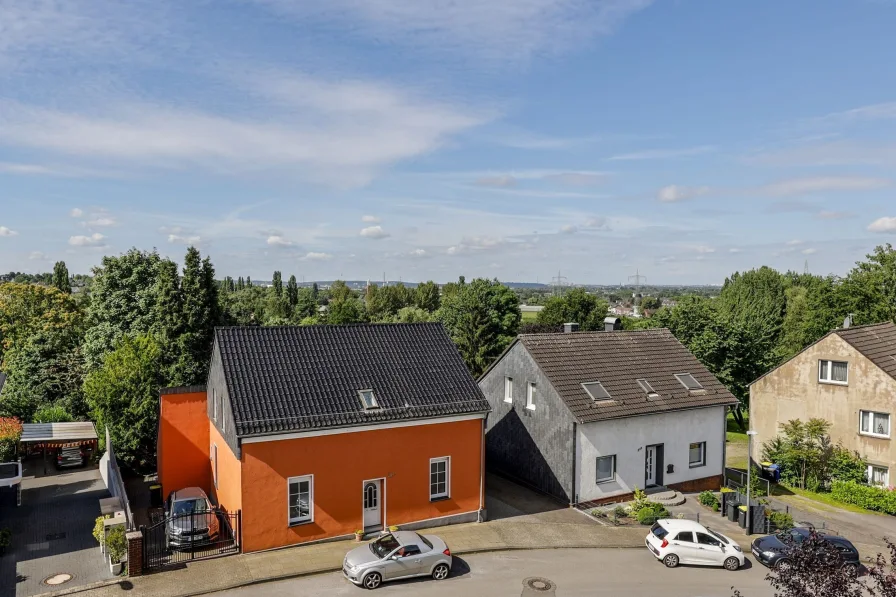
[343,531,452,589]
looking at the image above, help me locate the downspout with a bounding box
[571,422,577,506]
[478,415,487,522]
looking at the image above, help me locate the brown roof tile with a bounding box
[518,328,738,423]
[835,321,896,381]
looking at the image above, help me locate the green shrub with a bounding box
[636,503,670,525]
[698,490,719,507]
[832,481,896,514]
[766,510,794,530]
[631,487,651,512]
[106,526,127,564]
[92,515,109,544]
[590,509,606,518]
[32,404,74,423]
[613,505,628,519]
[712,502,720,512]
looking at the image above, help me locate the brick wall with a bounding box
[126,531,143,577]
[667,474,723,494]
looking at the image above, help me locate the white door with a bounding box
[645,446,656,486]
[363,480,382,531]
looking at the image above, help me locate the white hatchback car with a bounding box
[645,519,745,571]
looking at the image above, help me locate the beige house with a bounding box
[750,321,896,487]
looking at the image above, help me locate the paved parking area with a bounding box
[0,458,113,597]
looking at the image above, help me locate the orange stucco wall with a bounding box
[240,418,484,552]
[158,391,211,499]
[209,422,242,513]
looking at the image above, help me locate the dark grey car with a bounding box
[343,531,452,589]
[166,487,220,550]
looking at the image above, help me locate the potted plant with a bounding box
[354,529,364,542]
[106,526,127,575]
[0,529,11,556]
[388,525,399,532]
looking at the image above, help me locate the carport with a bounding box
[19,422,99,475]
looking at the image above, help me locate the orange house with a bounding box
[158,323,490,553]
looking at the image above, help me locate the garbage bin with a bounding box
[738,508,747,528]
[728,502,740,522]
[149,484,163,508]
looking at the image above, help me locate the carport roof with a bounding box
[20,422,98,443]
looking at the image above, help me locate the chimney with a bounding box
[563,322,580,333]
[604,317,622,332]
[843,313,854,329]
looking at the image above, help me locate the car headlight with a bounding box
[170,527,184,535]
[733,545,742,552]
[763,551,777,558]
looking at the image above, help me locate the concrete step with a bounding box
[649,490,686,507]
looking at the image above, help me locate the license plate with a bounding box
[648,544,659,555]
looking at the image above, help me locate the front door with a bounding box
[645,445,656,486]
[363,480,383,532]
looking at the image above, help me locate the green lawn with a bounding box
[725,412,749,470]
[770,484,884,516]
[521,310,539,322]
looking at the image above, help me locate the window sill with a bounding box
[288,519,314,528]
[596,477,616,485]
[689,463,706,469]
[525,406,536,411]
[503,400,512,405]
[430,495,450,503]
[859,432,891,440]
[818,380,848,386]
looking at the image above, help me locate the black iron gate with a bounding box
[142,508,241,570]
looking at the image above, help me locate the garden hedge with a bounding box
[831,481,896,515]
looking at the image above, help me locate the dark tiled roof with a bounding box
[835,322,896,381]
[216,324,490,437]
[518,328,738,423]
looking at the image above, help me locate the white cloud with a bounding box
[560,225,578,234]
[360,225,390,239]
[361,215,381,223]
[759,176,889,197]
[29,251,48,260]
[609,145,715,161]
[266,235,294,247]
[801,248,817,255]
[253,0,653,65]
[786,239,803,246]
[168,233,201,245]
[446,236,505,255]
[0,226,18,237]
[657,184,710,202]
[585,216,609,229]
[729,248,742,254]
[302,251,332,261]
[544,171,606,186]
[69,232,105,247]
[475,175,517,188]
[808,102,896,127]
[88,216,116,227]
[689,245,716,254]
[409,248,427,257]
[70,208,83,218]
[868,217,896,233]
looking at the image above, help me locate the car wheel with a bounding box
[432,563,450,580]
[842,563,859,577]
[362,572,382,590]
[775,559,791,571]
[663,553,679,568]
[724,557,740,571]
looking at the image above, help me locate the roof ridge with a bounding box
[215,322,441,331]
[835,321,896,334]
[519,327,671,338]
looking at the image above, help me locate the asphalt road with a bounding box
[216,548,775,597]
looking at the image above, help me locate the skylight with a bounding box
[636,379,656,395]
[358,389,379,410]
[675,373,703,391]
[582,381,612,402]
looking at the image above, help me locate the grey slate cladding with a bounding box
[517,328,738,423]
[215,323,490,437]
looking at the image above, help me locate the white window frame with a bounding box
[860,410,891,439]
[211,443,218,489]
[526,382,536,411]
[430,457,450,500]
[596,455,616,484]
[358,389,379,410]
[288,474,314,525]
[689,441,706,468]
[818,359,849,385]
[868,464,889,487]
[213,388,217,422]
[504,377,513,403]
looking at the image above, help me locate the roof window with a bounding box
[582,381,612,402]
[358,389,379,410]
[636,378,655,394]
[675,373,703,390]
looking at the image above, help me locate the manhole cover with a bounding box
[524,577,555,591]
[43,573,73,586]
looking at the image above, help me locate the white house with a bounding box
[478,323,738,505]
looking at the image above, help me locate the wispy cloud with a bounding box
[758,176,890,196]
[252,0,653,65]
[302,251,332,261]
[868,216,896,233]
[816,210,855,220]
[168,233,201,245]
[69,208,83,218]
[29,251,48,260]
[266,235,294,247]
[361,215,381,224]
[609,145,715,161]
[805,101,896,127]
[748,140,896,168]
[360,225,390,239]
[69,232,106,247]
[656,184,711,202]
[0,226,18,237]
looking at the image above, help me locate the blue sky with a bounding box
[1,0,895,284]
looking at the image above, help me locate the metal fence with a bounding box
[725,467,770,497]
[142,508,241,570]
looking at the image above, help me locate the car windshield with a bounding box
[172,498,208,515]
[419,534,433,550]
[650,523,668,540]
[370,533,401,558]
[706,528,729,544]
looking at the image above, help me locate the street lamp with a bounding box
[746,430,758,533]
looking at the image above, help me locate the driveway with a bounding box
[214,548,774,597]
[0,458,113,597]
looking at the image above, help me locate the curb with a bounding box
[34,577,125,597]
[148,544,647,597]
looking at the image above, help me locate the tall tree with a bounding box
[83,249,167,370]
[84,334,163,472]
[536,287,609,331]
[170,249,220,385]
[287,275,299,308]
[294,288,318,321]
[839,243,896,325]
[0,282,82,366]
[272,271,283,298]
[311,282,319,301]
[52,261,72,294]
[237,276,245,290]
[437,277,520,375]
[414,281,441,312]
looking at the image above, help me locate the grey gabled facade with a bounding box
[479,341,577,503]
